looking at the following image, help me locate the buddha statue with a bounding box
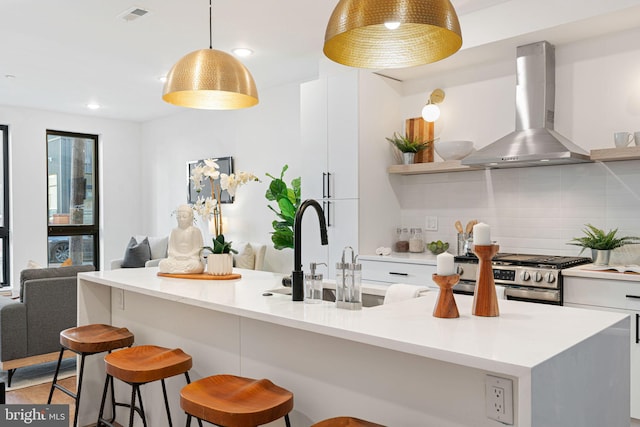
[158,205,205,274]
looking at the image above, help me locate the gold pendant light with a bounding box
[162,0,258,110]
[323,0,463,69]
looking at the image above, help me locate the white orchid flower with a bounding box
[190,164,205,192]
[202,158,220,180]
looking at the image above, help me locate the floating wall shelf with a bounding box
[387,147,640,176]
[387,160,480,175]
[590,146,640,162]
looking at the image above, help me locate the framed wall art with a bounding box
[187,156,234,204]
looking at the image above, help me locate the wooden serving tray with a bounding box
[157,272,242,280]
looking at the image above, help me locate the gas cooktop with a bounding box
[454,253,592,269]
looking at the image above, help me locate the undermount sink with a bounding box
[263,287,384,308]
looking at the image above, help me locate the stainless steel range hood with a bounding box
[462,41,590,168]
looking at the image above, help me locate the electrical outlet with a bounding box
[425,216,438,231]
[114,288,125,311]
[485,374,514,424]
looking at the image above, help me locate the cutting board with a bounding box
[157,272,242,280]
[406,117,434,163]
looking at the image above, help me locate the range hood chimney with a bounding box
[462,41,590,168]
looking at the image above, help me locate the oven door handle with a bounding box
[503,287,560,303]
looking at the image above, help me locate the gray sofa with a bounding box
[0,265,94,385]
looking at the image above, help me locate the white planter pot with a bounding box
[591,249,611,266]
[402,152,415,165]
[207,253,233,275]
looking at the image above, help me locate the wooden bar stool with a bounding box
[180,374,294,427]
[97,345,194,427]
[311,417,385,427]
[47,324,134,427]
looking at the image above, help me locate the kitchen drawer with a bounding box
[360,258,436,287]
[564,276,640,311]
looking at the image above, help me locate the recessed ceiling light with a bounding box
[87,103,100,110]
[232,48,253,58]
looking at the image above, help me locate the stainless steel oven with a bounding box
[453,253,591,305]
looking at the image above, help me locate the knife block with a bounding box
[432,274,460,318]
[472,244,500,317]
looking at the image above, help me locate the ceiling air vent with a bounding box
[118,7,150,22]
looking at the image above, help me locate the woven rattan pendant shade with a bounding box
[324,0,462,69]
[162,49,258,110]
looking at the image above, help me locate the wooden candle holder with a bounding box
[472,244,500,317]
[431,274,460,318]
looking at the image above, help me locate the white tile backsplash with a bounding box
[395,160,640,256]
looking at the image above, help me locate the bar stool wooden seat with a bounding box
[97,345,194,427]
[311,417,385,427]
[180,374,294,427]
[47,324,134,427]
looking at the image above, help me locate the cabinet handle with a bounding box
[389,272,409,276]
[626,295,640,299]
[636,314,639,344]
[323,201,332,227]
[326,172,332,198]
[322,173,327,198]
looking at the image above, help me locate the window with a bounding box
[0,125,9,286]
[46,130,99,268]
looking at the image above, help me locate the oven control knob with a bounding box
[532,271,543,282]
[545,272,556,283]
[520,271,531,281]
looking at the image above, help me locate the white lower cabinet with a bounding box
[564,275,640,419]
[359,256,437,288]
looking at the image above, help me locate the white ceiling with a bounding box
[0,0,508,122]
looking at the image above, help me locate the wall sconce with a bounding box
[422,88,445,122]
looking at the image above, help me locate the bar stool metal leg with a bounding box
[47,347,65,404]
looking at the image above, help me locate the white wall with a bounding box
[0,105,141,286]
[140,81,304,274]
[393,27,640,256]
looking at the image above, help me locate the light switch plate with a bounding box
[425,216,438,231]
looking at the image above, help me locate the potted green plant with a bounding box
[265,165,300,250]
[568,224,640,265]
[386,132,433,165]
[202,234,237,275]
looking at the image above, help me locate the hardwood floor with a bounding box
[6,377,76,426]
[5,376,76,405]
[5,377,122,427]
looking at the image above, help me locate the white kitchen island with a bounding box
[76,267,629,427]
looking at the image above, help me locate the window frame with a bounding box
[0,125,9,286]
[46,129,100,270]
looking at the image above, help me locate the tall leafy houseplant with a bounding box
[265,165,301,250]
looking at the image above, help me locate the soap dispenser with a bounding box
[335,246,362,310]
[304,262,326,304]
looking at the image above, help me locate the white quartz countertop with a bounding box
[359,252,438,265]
[80,267,627,377]
[564,263,640,282]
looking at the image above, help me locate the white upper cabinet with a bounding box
[301,69,359,201]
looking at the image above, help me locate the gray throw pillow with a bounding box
[121,237,151,268]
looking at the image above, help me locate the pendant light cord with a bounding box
[209,0,212,49]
